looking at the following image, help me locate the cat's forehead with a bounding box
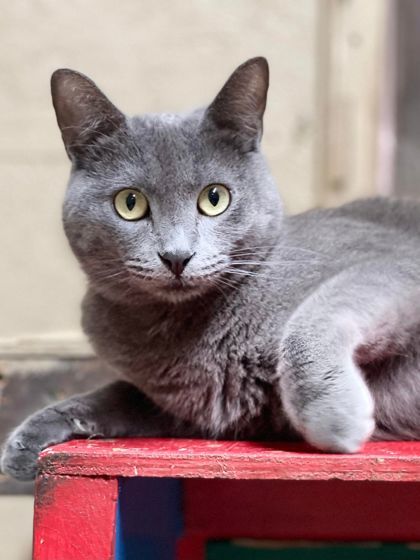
[123,115,191,184]
[134,112,188,128]
[122,111,232,188]
[130,111,202,146]
[87,110,249,196]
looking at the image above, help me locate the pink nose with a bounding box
[158,251,194,277]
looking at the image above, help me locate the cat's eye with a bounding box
[114,189,149,221]
[198,184,231,216]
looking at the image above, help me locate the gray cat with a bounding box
[3,57,420,481]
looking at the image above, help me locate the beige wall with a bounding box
[1,0,388,349]
[0,0,319,346]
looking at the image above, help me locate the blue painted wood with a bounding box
[115,478,183,560]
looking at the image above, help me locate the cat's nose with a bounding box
[158,251,194,277]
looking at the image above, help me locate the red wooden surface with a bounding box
[33,474,118,560]
[183,479,420,541]
[177,535,206,560]
[39,439,420,481]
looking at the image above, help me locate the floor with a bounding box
[0,496,33,560]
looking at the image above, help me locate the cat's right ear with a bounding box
[51,69,126,162]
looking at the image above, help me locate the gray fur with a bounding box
[3,57,420,480]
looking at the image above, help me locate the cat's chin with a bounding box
[146,272,237,304]
[93,274,222,306]
[153,278,211,303]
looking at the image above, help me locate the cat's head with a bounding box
[52,57,283,303]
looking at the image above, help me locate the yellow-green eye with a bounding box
[114,189,148,221]
[198,184,231,216]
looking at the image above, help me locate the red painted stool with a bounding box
[32,440,420,559]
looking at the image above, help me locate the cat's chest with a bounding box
[84,291,280,434]
[128,333,278,434]
[125,306,275,383]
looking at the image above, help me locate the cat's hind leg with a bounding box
[365,341,420,441]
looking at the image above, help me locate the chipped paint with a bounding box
[37,439,420,482]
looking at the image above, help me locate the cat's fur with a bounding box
[3,57,420,480]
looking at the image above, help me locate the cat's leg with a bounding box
[278,262,420,453]
[367,341,420,441]
[1,380,189,480]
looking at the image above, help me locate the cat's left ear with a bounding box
[51,69,126,162]
[205,57,269,151]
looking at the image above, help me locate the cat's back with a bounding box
[285,197,420,261]
[325,197,420,233]
[297,196,420,235]
[260,196,420,312]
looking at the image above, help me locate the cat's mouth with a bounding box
[123,263,229,301]
[150,275,212,302]
[167,277,188,290]
[156,270,230,301]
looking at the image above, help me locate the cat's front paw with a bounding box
[1,433,41,481]
[1,405,96,481]
[282,364,375,453]
[1,408,70,480]
[298,390,375,453]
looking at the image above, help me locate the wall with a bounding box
[0,0,319,348]
[394,0,420,197]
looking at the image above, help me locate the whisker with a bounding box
[223,268,259,277]
[209,279,231,299]
[126,263,155,274]
[230,245,324,257]
[90,269,128,283]
[89,256,125,264]
[213,276,239,291]
[230,259,322,266]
